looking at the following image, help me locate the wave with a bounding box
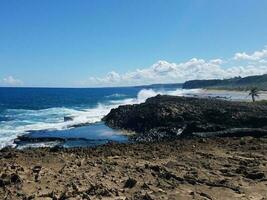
[0,88,201,149]
[16,141,61,149]
[136,88,201,102]
[104,93,127,98]
[0,105,113,149]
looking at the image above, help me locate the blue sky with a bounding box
[1,0,267,87]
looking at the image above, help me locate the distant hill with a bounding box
[183,74,267,90]
[135,83,183,89]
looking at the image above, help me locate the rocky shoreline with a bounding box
[1,95,267,199]
[0,137,267,199]
[103,95,267,142]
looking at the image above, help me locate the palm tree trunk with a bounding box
[252,94,255,102]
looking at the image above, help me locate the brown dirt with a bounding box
[0,137,267,200]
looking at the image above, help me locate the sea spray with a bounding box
[0,88,200,148]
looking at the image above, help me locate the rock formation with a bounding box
[103,95,267,141]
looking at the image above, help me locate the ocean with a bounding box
[0,86,203,149]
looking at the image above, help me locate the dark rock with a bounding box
[15,135,65,144]
[245,172,265,180]
[25,194,35,200]
[3,152,17,159]
[142,193,154,200]
[64,116,74,122]
[124,178,137,188]
[199,192,213,200]
[50,145,63,152]
[149,165,161,172]
[86,183,113,197]
[0,146,14,153]
[0,173,22,187]
[141,183,150,189]
[10,173,22,184]
[103,95,267,141]
[193,128,267,138]
[0,179,5,187]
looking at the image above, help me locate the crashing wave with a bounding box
[0,88,201,149]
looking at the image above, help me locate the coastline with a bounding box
[1,91,267,199]
[5,88,267,149]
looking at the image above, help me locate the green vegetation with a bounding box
[183,74,267,90]
[249,87,260,102]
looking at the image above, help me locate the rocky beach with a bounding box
[1,95,267,199]
[0,137,267,200]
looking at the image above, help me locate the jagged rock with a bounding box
[103,95,267,141]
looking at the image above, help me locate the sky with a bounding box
[0,0,267,87]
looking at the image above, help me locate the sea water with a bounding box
[0,86,202,148]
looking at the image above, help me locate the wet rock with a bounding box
[50,145,63,152]
[64,116,74,122]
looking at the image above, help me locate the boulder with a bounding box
[64,116,74,122]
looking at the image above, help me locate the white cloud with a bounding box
[234,46,267,61]
[1,76,23,86]
[80,46,267,87]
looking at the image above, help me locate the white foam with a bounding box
[0,88,201,149]
[137,89,160,102]
[16,141,60,150]
[136,88,202,102]
[105,93,127,98]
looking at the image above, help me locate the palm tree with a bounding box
[249,87,260,102]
